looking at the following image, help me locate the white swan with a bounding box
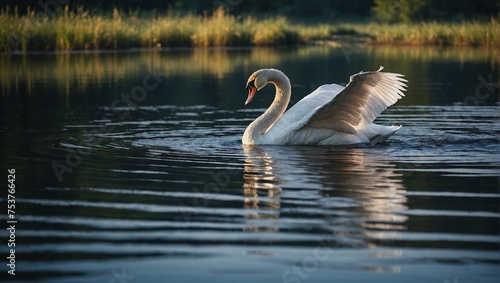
[242,67,407,145]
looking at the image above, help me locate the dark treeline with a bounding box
[3,0,499,21]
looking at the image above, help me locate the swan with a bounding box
[242,67,407,145]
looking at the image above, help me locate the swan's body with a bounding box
[243,67,407,145]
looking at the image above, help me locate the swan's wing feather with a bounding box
[267,84,344,132]
[301,67,407,134]
[283,84,345,119]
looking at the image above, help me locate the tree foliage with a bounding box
[373,0,500,23]
[2,0,498,21]
[373,0,426,23]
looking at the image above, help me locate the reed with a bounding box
[0,6,497,52]
[362,19,500,46]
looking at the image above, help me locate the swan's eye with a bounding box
[246,80,256,90]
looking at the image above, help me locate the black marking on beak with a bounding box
[246,80,255,90]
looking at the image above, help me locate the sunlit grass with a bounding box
[360,19,500,46]
[0,6,498,52]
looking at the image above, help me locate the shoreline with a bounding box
[1,7,498,53]
[2,38,499,56]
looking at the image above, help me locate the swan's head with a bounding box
[245,69,271,105]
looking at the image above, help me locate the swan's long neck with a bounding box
[243,70,291,144]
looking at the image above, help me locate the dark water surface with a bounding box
[1,46,499,283]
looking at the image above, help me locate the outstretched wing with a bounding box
[300,66,407,134]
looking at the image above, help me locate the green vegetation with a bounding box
[1,6,498,52]
[339,19,500,47]
[373,0,427,23]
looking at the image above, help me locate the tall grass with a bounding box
[0,6,498,52]
[359,19,500,46]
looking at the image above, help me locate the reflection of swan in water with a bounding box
[242,145,408,245]
[243,68,407,145]
[316,148,408,236]
[243,146,281,233]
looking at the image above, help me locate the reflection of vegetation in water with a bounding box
[366,45,500,63]
[0,47,296,96]
[1,46,497,98]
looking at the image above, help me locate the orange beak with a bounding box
[245,85,257,105]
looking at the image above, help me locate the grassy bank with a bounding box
[1,6,498,52]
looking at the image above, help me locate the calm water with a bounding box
[0,46,499,283]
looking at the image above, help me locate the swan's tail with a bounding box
[365,125,402,145]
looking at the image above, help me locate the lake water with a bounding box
[0,46,499,283]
